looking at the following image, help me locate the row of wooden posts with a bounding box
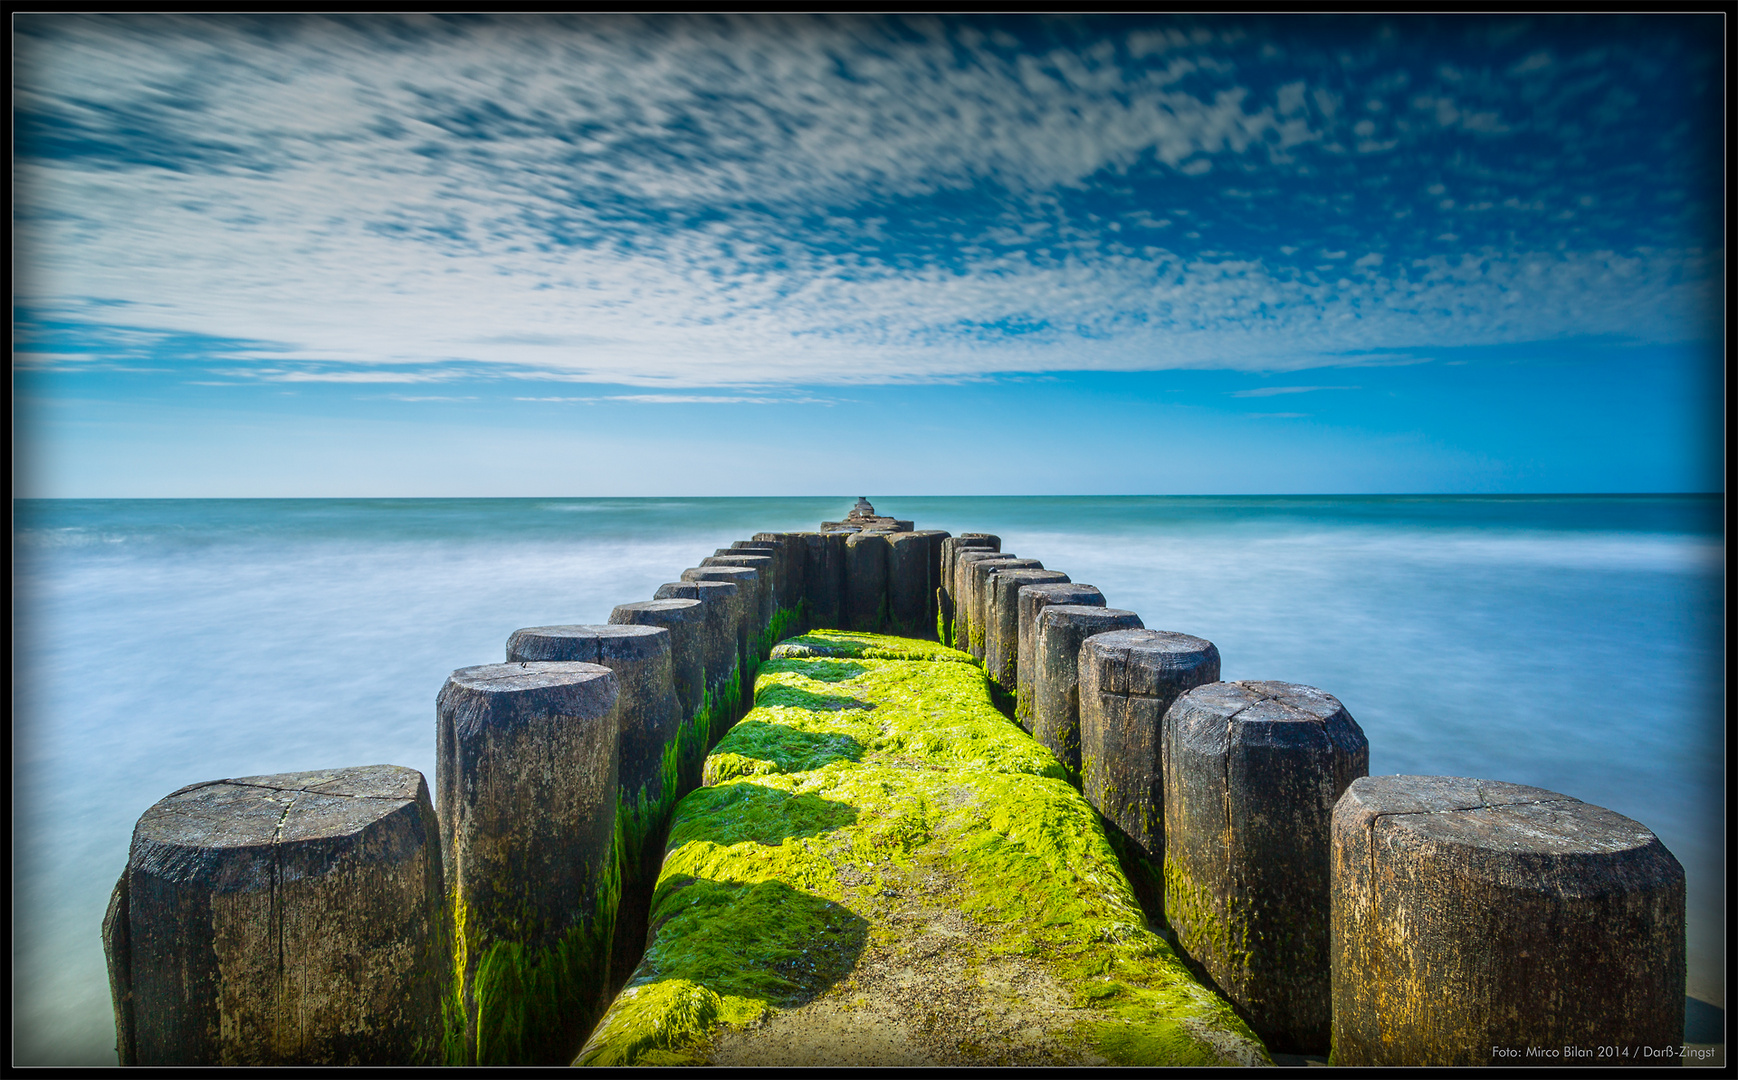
[102,518,1686,1066]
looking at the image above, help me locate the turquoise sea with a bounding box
[12,495,1725,1064]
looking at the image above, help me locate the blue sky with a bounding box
[14,14,1725,496]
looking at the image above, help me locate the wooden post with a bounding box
[504,624,681,823]
[1330,775,1685,1065]
[1163,680,1367,1055]
[654,580,746,735]
[1015,583,1105,732]
[908,530,951,639]
[938,535,998,646]
[966,556,1042,663]
[884,532,930,638]
[703,554,777,628]
[436,662,620,1065]
[799,532,847,630]
[752,534,807,628]
[1032,606,1143,776]
[1076,629,1220,920]
[843,532,889,632]
[104,765,447,1065]
[608,600,706,733]
[683,566,763,652]
[985,569,1069,689]
[952,549,1019,661]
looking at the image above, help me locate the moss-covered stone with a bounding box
[769,629,979,665]
[578,634,1269,1067]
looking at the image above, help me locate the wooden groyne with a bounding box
[102,499,1687,1065]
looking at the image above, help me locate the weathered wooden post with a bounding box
[1016,583,1105,731]
[103,764,448,1065]
[503,623,681,825]
[752,533,808,626]
[701,554,776,632]
[799,531,847,630]
[503,623,684,995]
[680,567,761,705]
[1076,629,1220,920]
[654,580,745,734]
[437,662,620,1065]
[966,556,1043,663]
[683,565,762,646]
[908,530,951,638]
[843,532,889,632]
[1330,775,1685,1066]
[608,599,706,740]
[884,532,931,637]
[1028,605,1154,775]
[1032,606,1143,776]
[723,542,783,617]
[952,549,1019,660]
[1162,681,1367,1055]
[938,534,998,646]
[985,568,1069,690]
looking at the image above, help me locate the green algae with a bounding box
[579,634,1269,1066]
[470,898,617,1065]
[1101,822,1166,928]
[1094,1013,1230,1066]
[1165,858,1254,982]
[441,889,470,1064]
[770,629,977,664]
[756,603,806,663]
[575,978,722,1067]
[576,776,869,1067]
[446,834,622,1065]
[701,720,864,781]
[747,655,1064,778]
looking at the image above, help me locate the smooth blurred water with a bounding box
[12,495,1724,1064]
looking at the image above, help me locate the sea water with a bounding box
[12,495,1724,1064]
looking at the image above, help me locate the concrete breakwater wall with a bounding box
[102,499,1687,1065]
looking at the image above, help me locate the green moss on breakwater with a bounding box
[577,635,1269,1067]
[757,603,806,663]
[770,629,978,665]
[445,840,622,1065]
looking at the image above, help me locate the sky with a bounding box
[13,14,1726,497]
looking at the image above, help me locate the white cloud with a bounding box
[13,16,1721,388]
[1508,51,1552,76]
[600,394,833,404]
[1272,81,1305,118]
[515,394,833,404]
[1232,385,1359,397]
